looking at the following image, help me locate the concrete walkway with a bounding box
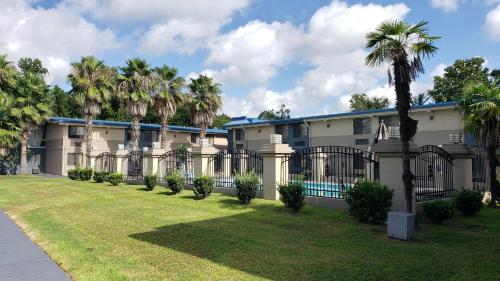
[0,211,71,281]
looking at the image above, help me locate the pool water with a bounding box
[293,181,351,198]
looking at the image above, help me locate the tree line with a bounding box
[0,55,227,173]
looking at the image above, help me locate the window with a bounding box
[68,126,84,139]
[379,115,399,127]
[353,118,371,135]
[144,130,158,146]
[275,125,284,135]
[355,138,369,145]
[235,129,245,141]
[294,141,306,147]
[191,133,197,144]
[236,144,244,149]
[292,123,307,138]
[67,153,82,166]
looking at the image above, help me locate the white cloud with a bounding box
[430,0,463,12]
[431,63,447,77]
[0,0,118,84]
[484,4,500,40]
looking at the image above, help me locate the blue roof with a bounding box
[224,102,458,128]
[48,117,228,135]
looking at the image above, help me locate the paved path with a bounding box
[0,211,71,281]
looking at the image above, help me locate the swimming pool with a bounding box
[292,181,351,198]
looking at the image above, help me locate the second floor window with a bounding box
[292,123,307,138]
[191,133,197,144]
[68,126,84,139]
[353,118,371,135]
[235,129,245,141]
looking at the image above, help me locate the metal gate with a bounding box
[413,145,454,202]
[158,149,194,184]
[281,146,379,198]
[208,149,263,190]
[124,151,143,180]
[471,147,488,191]
[94,152,114,173]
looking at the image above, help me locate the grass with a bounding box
[0,176,499,281]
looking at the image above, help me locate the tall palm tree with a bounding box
[0,55,18,99]
[11,58,52,174]
[152,65,185,149]
[366,20,439,213]
[117,58,154,150]
[188,75,222,140]
[68,56,115,166]
[0,55,19,157]
[458,79,499,208]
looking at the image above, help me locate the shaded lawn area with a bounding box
[0,176,499,281]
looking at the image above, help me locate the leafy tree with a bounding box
[169,104,193,127]
[188,75,222,139]
[0,55,18,101]
[458,79,499,208]
[411,92,431,106]
[152,65,185,149]
[491,69,500,81]
[349,93,390,111]
[50,86,81,118]
[117,58,154,150]
[258,104,291,120]
[0,55,19,157]
[68,56,115,166]
[212,113,231,129]
[11,58,52,174]
[366,20,439,213]
[428,57,489,102]
[98,95,129,121]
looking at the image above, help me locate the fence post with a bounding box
[257,134,294,201]
[88,151,100,171]
[144,143,165,177]
[114,144,128,174]
[192,141,218,177]
[371,139,418,213]
[441,143,474,191]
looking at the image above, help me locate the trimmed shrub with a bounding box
[143,174,157,191]
[455,189,483,216]
[166,171,185,194]
[79,168,93,181]
[93,172,109,183]
[235,172,259,204]
[345,180,393,224]
[67,168,80,180]
[278,182,305,212]
[108,173,124,186]
[422,200,455,223]
[193,176,215,199]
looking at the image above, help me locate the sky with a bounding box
[1,0,499,118]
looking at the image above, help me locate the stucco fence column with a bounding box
[371,139,418,213]
[192,141,218,178]
[257,134,294,201]
[143,143,165,178]
[440,143,474,191]
[88,150,100,171]
[113,145,128,175]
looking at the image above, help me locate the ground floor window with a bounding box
[67,153,83,166]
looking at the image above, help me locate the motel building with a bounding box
[18,117,228,176]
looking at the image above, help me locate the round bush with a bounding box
[455,189,483,216]
[67,168,80,180]
[278,182,305,212]
[193,176,215,199]
[235,172,259,204]
[166,171,185,194]
[422,200,455,223]
[143,174,157,191]
[79,168,93,181]
[93,172,109,183]
[107,173,124,186]
[344,180,393,224]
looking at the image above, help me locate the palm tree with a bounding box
[11,58,52,175]
[366,20,440,213]
[152,65,185,149]
[188,75,222,140]
[68,56,115,166]
[0,55,19,158]
[117,58,154,150]
[458,79,499,208]
[0,55,18,99]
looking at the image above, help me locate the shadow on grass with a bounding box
[157,191,177,196]
[136,187,153,192]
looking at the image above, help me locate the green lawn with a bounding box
[0,176,499,281]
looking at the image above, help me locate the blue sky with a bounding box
[1,0,499,117]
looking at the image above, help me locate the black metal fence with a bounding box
[124,151,143,180]
[412,145,454,202]
[280,146,379,198]
[94,152,114,173]
[471,147,488,191]
[158,149,194,184]
[207,149,263,190]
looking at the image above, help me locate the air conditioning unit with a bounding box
[117,144,125,150]
[32,168,40,174]
[152,142,160,149]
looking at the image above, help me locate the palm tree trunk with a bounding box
[160,117,168,150]
[130,116,140,151]
[19,129,29,175]
[487,119,498,208]
[199,128,206,140]
[85,114,94,167]
[394,59,418,213]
